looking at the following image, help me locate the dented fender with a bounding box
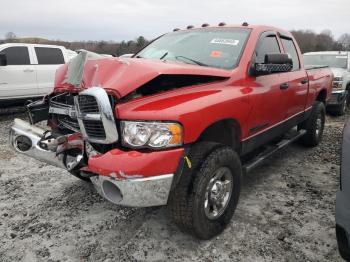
[88,147,184,179]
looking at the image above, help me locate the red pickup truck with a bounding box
[9,23,333,239]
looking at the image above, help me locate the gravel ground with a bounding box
[0,110,347,262]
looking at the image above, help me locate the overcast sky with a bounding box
[0,0,349,41]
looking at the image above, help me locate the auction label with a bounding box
[210,38,239,46]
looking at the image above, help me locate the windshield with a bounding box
[303,54,348,69]
[136,28,251,70]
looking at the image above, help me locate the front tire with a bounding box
[299,101,325,147]
[329,91,348,116]
[169,142,242,239]
[335,96,347,116]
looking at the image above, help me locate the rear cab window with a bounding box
[0,46,30,65]
[35,47,65,65]
[281,38,300,71]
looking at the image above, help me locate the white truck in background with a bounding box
[0,43,77,105]
[304,51,350,115]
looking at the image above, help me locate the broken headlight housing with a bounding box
[121,121,183,149]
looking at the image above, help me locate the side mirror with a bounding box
[252,53,293,76]
[0,53,7,66]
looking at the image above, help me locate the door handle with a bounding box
[300,79,308,84]
[23,69,34,73]
[280,83,289,90]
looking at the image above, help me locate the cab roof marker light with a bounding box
[218,22,226,26]
[173,28,180,32]
[202,23,210,27]
[242,22,249,26]
[187,25,195,29]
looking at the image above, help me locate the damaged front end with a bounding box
[9,85,180,207]
[9,51,230,207]
[9,118,85,172]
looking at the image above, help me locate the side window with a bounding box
[0,47,30,65]
[35,47,65,65]
[255,35,281,64]
[281,38,300,70]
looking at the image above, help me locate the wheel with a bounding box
[169,142,242,239]
[335,94,348,116]
[299,101,326,147]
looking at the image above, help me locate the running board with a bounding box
[242,129,306,173]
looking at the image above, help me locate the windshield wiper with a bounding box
[175,55,208,67]
[160,52,168,60]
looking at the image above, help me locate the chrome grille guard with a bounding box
[75,87,118,144]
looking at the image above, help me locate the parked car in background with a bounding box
[0,43,77,105]
[75,49,113,57]
[336,118,350,261]
[304,51,350,115]
[9,24,333,239]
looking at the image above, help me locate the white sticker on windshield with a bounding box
[336,56,347,59]
[210,38,240,46]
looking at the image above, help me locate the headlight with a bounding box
[121,121,183,148]
[334,76,343,82]
[333,76,344,89]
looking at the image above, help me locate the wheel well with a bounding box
[198,119,241,153]
[316,89,327,104]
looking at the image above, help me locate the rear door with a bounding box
[280,36,309,117]
[0,46,37,100]
[33,46,65,96]
[247,32,290,139]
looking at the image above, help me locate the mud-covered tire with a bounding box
[299,101,325,147]
[168,142,242,239]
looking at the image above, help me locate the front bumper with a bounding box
[327,90,347,106]
[9,119,184,207]
[91,174,174,207]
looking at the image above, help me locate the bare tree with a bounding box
[5,32,16,40]
[339,34,350,51]
[291,29,345,53]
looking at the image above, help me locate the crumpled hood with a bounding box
[55,57,232,98]
[330,67,347,78]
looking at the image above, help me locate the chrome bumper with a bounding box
[90,174,174,207]
[9,118,174,208]
[332,89,347,94]
[9,119,66,168]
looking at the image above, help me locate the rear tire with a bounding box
[299,101,325,147]
[169,142,242,239]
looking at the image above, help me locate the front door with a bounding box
[0,46,37,100]
[246,32,290,140]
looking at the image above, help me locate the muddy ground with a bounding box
[0,110,347,262]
